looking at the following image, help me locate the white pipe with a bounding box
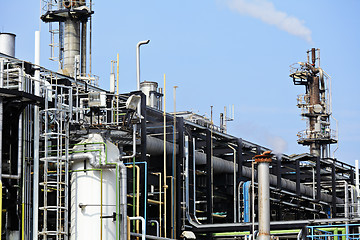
[32,30,40,240]
[136,40,150,91]
[257,162,271,240]
[129,216,146,240]
[297,229,303,240]
[136,40,150,117]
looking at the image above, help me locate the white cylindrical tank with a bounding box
[70,161,117,240]
[70,134,120,240]
[0,33,16,57]
[140,81,159,109]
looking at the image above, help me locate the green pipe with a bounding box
[214,229,301,237]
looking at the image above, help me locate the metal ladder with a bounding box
[42,0,64,67]
[39,84,72,240]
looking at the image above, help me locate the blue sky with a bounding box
[1,0,359,164]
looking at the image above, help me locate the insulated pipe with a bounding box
[32,30,40,240]
[255,152,272,240]
[129,217,146,240]
[146,136,342,204]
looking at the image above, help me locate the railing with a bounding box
[297,129,337,142]
[307,223,360,240]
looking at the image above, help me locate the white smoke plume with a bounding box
[224,0,313,44]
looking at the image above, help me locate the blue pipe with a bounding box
[243,181,251,222]
[124,162,148,228]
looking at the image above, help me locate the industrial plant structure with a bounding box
[0,1,359,239]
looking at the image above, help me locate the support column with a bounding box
[176,117,184,239]
[206,129,213,224]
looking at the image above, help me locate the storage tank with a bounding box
[0,33,16,57]
[70,134,119,239]
[140,81,161,109]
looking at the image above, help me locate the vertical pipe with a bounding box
[345,182,349,218]
[192,138,197,221]
[296,159,300,195]
[119,162,128,240]
[32,30,40,240]
[206,129,213,224]
[172,86,178,239]
[163,74,167,238]
[255,152,272,240]
[80,21,87,75]
[258,162,271,240]
[116,54,119,95]
[316,156,321,200]
[0,59,3,181]
[356,160,360,216]
[176,117,184,238]
[136,40,150,90]
[0,181,2,240]
[237,139,243,188]
[332,164,337,217]
[251,161,255,234]
[228,145,237,223]
[89,0,92,74]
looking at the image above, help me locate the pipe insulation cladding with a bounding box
[145,136,343,204]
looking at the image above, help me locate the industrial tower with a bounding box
[290,48,337,158]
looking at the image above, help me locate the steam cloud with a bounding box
[224,0,313,44]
